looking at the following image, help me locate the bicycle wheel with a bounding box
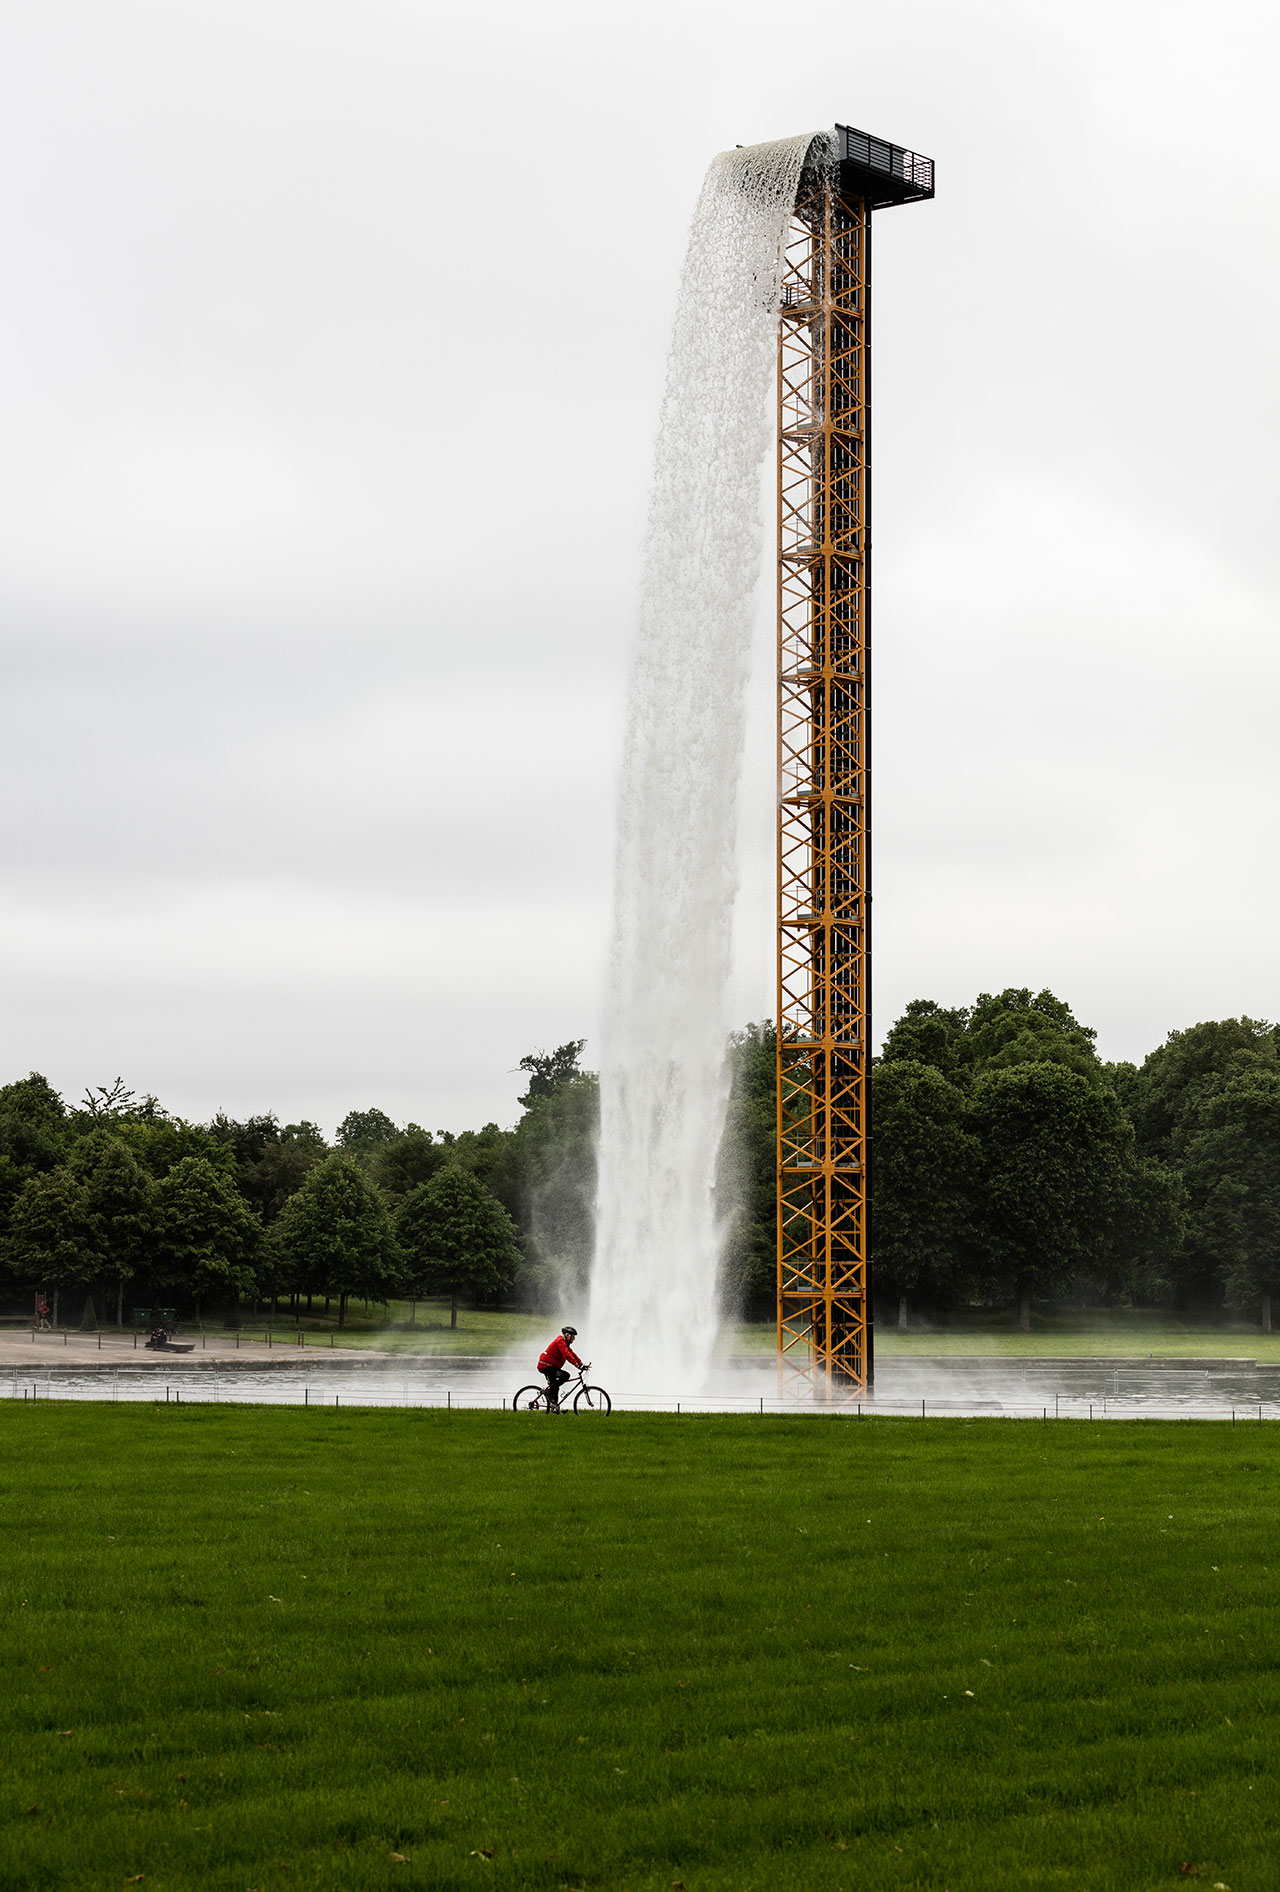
[573,1383,612,1415]
[512,1385,548,1412]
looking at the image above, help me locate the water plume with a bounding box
[588,131,832,1394]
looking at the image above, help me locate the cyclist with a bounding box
[538,1325,584,1411]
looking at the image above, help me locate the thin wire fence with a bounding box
[1,1375,1275,1423]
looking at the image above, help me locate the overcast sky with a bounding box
[2,0,1277,1135]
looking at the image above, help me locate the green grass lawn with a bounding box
[872,1332,1280,1360]
[227,1305,549,1356]
[3,1409,1279,1891]
[734,1311,1280,1362]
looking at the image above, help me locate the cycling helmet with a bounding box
[561,1325,578,1339]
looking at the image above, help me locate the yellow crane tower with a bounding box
[777,127,934,1399]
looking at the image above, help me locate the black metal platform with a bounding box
[834,123,934,208]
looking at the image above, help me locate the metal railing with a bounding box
[836,125,934,197]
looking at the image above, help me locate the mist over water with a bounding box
[588,132,831,1395]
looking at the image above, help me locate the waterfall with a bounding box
[588,130,832,1394]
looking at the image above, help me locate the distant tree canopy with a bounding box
[0,1004,1275,1333]
[272,1154,401,1325]
[153,1157,263,1315]
[881,989,1104,1087]
[396,1167,521,1328]
[517,1041,587,1109]
[869,1059,977,1318]
[336,1108,402,1154]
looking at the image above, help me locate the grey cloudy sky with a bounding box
[2,0,1277,1134]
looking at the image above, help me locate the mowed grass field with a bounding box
[3,1412,1279,1892]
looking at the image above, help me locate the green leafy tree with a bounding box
[448,1122,521,1220]
[0,1072,68,1176]
[1128,1018,1279,1309]
[70,1132,157,1327]
[81,1077,137,1120]
[153,1157,263,1322]
[374,1126,448,1201]
[1131,1018,1279,1160]
[517,1041,586,1109]
[208,1113,328,1224]
[879,1001,970,1083]
[336,1108,401,1156]
[881,991,1105,1089]
[396,1167,520,1328]
[3,1167,99,1325]
[969,1063,1135,1329]
[0,1156,29,1233]
[116,1116,236,1183]
[1180,1069,1280,1328]
[1109,1155,1187,1308]
[869,1059,979,1326]
[273,1154,401,1326]
[965,989,1102,1084]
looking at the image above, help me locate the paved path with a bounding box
[0,1331,390,1367]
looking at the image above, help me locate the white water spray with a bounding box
[589,131,831,1394]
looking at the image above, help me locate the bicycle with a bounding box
[512,1365,612,1415]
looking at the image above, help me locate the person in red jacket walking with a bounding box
[538,1326,584,1410]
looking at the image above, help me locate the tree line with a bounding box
[1,991,1276,1330]
[719,990,1280,1331]
[0,1049,587,1328]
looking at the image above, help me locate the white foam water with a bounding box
[588,131,831,1395]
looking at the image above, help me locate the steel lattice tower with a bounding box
[777,127,933,1399]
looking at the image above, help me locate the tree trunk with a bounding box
[898,1295,908,1331]
[450,1289,458,1331]
[116,1278,124,1328]
[1018,1285,1031,1333]
[324,1296,330,1314]
[1263,1288,1273,1335]
[339,1292,347,1330]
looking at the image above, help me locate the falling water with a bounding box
[588,130,832,1394]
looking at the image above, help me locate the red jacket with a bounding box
[538,1334,583,1372]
